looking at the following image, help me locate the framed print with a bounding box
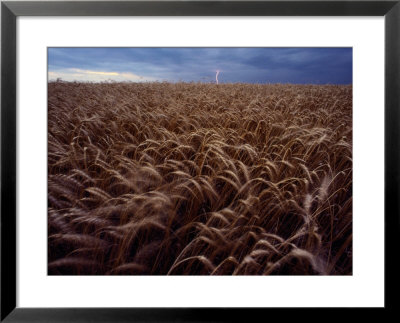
[1,0,399,321]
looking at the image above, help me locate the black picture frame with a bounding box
[1,0,399,321]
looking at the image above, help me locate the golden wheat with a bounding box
[48,81,352,275]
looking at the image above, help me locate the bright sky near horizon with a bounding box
[48,47,352,84]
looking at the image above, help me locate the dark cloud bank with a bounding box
[49,47,352,84]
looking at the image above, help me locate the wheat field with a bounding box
[48,81,352,275]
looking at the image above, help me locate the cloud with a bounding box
[48,48,352,84]
[48,68,156,82]
[71,68,119,76]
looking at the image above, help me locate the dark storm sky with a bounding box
[48,47,352,84]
